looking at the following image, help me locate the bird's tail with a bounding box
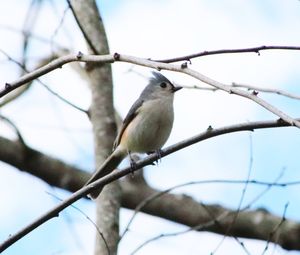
[85,148,125,199]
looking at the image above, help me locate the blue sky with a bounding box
[1,0,300,254]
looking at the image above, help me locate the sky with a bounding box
[1,0,300,254]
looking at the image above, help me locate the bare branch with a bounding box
[121,168,286,254]
[0,49,87,113]
[0,53,114,97]
[261,203,289,255]
[232,82,300,100]
[142,59,300,102]
[1,52,299,128]
[48,192,111,255]
[0,115,26,146]
[38,78,88,114]
[66,0,99,54]
[153,45,300,63]
[0,136,88,191]
[211,134,254,254]
[0,49,31,107]
[114,54,300,129]
[129,200,252,255]
[0,24,68,52]
[49,4,70,53]
[180,84,217,92]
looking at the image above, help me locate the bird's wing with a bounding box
[113,99,144,150]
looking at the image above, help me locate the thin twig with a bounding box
[38,80,88,114]
[200,203,251,255]
[245,168,286,209]
[130,210,231,255]
[185,82,300,101]
[0,24,67,51]
[21,0,42,60]
[180,84,217,91]
[0,49,87,113]
[179,67,300,128]
[0,114,26,146]
[66,0,98,54]
[46,191,110,255]
[261,203,289,255]
[232,82,300,100]
[50,5,70,53]
[212,134,254,254]
[154,45,300,63]
[0,49,32,106]
[129,170,288,255]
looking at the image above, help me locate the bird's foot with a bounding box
[128,151,137,177]
[147,149,163,165]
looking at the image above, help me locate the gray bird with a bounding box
[85,72,182,198]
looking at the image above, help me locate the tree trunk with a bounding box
[70,1,120,254]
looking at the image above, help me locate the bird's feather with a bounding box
[113,99,144,150]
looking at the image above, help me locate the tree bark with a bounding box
[69,1,120,254]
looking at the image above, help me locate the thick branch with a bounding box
[121,178,300,251]
[0,136,88,191]
[1,119,300,251]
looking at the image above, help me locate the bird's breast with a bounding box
[122,98,174,153]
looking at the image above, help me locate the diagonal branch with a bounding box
[2,52,299,128]
[66,0,98,54]
[116,54,300,128]
[0,54,114,98]
[0,49,87,113]
[0,118,300,252]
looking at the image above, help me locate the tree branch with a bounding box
[117,54,300,128]
[66,0,98,54]
[0,53,113,97]
[153,45,300,63]
[123,182,298,253]
[1,52,300,128]
[231,82,300,100]
[0,48,87,113]
[182,82,300,101]
[1,118,300,252]
[0,136,88,191]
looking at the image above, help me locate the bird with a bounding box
[85,71,182,198]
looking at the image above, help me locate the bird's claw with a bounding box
[128,151,136,177]
[147,149,163,165]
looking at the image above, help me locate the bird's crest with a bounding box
[149,71,172,85]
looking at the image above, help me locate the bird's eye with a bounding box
[160,82,167,88]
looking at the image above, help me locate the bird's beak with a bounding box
[172,86,183,93]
